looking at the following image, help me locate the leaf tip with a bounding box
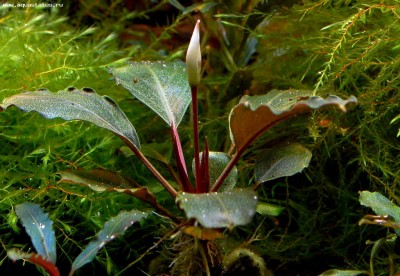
[328,95,357,112]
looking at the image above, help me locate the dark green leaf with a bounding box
[70,209,148,274]
[110,61,191,127]
[229,89,357,151]
[176,189,257,228]
[15,202,56,264]
[59,169,158,206]
[255,142,312,184]
[59,169,138,191]
[1,88,140,149]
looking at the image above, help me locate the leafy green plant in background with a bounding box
[0,5,141,275]
[358,191,400,276]
[314,190,400,275]
[231,1,400,273]
[0,14,357,275]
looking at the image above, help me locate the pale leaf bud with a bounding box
[186,20,201,86]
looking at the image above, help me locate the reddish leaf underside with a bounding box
[59,169,157,206]
[7,249,60,276]
[229,93,357,151]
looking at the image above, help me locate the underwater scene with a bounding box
[0,1,399,275]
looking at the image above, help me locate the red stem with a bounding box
[170,125,193,192]
[191,85,202,192]
[198,138,210,193]
[27,253,60,276]
[119,136,177,198]
[211,110,302,192]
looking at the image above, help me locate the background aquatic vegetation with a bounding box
[249,0,400,273]
[0,4,162,275]
[0,0,399,275]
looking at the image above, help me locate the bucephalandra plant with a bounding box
[1,20,356,275]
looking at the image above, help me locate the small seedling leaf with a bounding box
[256,202,285,216]
[1,88,140,149]
[176,189,257,228]
[255,142,312,184]
[110,60,191,127]
[229,89,357,151]
[7,248,60,276]
[70,209,148,274]
[192,151,238,192]
[15,202,56,264]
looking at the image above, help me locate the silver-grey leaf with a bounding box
[110,60,191,127]
[255,142,312,184]
[176,189,258,228]
[1,87,140,148]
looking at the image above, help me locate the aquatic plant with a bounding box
[358,191,400,275]
[1,15,356,274]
